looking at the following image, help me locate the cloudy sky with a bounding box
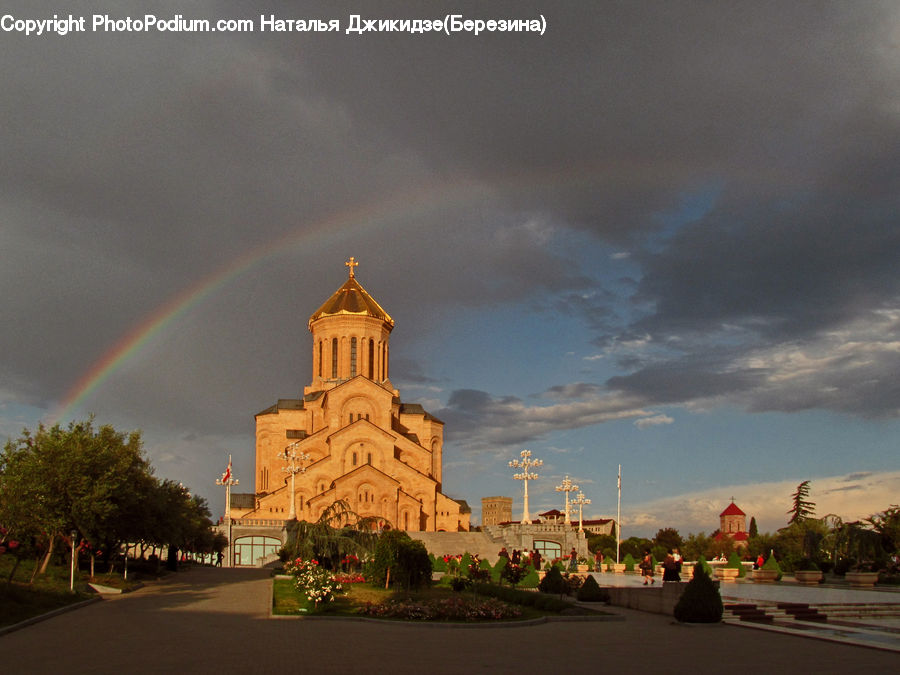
[2,1,899,537]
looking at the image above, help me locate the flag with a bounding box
[222,457,232,483]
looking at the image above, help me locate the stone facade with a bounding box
[229,260,470,533]
[481,496,513,526]
[715,500,749,549]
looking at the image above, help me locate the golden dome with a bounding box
[308,269,394,329]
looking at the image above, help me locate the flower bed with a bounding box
[358,596,522,621]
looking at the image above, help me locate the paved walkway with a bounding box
[591,569,900,651]
[2,567,898,674]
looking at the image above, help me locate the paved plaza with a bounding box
[2,567,898,674]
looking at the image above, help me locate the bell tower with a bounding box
[305,258,395,395]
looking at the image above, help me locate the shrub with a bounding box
[500,562,528,588]
[368,530,431,591]
[762,554,783,581]
[673,563,723,623]
[519,564,540,588]
[726,552,746,578]
[696,555,713,576]
[576,574,609,602]
[622,553,636,572]
[431,554,447,572]
[538,565,567,595]
[797,558,820,571]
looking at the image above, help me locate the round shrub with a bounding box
[576,574,609,602]
[762,554,783,581]
[538,565,567,595]
[622,553,636,572]
[673,563,723,623]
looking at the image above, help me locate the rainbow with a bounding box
[48,177,492,424]
[47,155,736,425]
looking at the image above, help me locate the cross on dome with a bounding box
[345,256,359,278]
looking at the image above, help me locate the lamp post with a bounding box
[277,441,310,520]
[509,450,542,524]
[572,491,591,533]
[555,475,579,525]
[69,530,77,592]
[216,456,239,567]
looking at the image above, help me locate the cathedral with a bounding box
[228,258,470,534]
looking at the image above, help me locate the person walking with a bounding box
[640,550,655,584]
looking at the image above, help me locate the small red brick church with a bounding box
[714,500,749,549]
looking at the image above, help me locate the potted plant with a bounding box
[576,556,590,573]
[793,559,823,585]
[715,554,743,583]
[751,555,781,583]
[842,522,882,587]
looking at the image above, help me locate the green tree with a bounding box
[787,480,815,524]
[867,505,900,556]
[682,532,711,561]
[0,419,152,577]
[367,529,431,592]
[748,517,758,538]
[653,527,683,551]
[587,533,616,554]
[282,500,381,569]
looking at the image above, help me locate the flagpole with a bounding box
[216,455,238,567]
[616,464,621,564]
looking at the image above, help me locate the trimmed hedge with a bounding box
[673,563,723,623]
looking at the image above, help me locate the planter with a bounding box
[577,564,589,573]
[714,567,740,583]
[845,571,879,588]
[750,568,779,583]
[794,570,823,586]
[610,563,626,574]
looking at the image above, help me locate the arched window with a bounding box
[368,340,374,379]
[331,338,338,378]
[318,341,323,378]
[352,451,357,466]
[350,337,357,377]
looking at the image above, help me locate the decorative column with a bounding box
[216,456,239,567]
[509,449,542,524]
[277,441,310,520]
[572,491,591,533]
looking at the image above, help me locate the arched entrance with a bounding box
[233,535,282,567]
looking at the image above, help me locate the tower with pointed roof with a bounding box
[229,259,470,536]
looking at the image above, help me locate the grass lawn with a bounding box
[0,554,165,628]
[273,577,609,621]
[0,556,92,628]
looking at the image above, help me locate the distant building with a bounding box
[714,500,749,549]
[581,518,616,536]
[482,496,513,526]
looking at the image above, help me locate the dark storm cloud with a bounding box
[438,387,652,452]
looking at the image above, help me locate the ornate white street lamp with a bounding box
[572,491,591,533]
[509,449,542,524]
[277,441,310,520]
[556,475,579,525]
